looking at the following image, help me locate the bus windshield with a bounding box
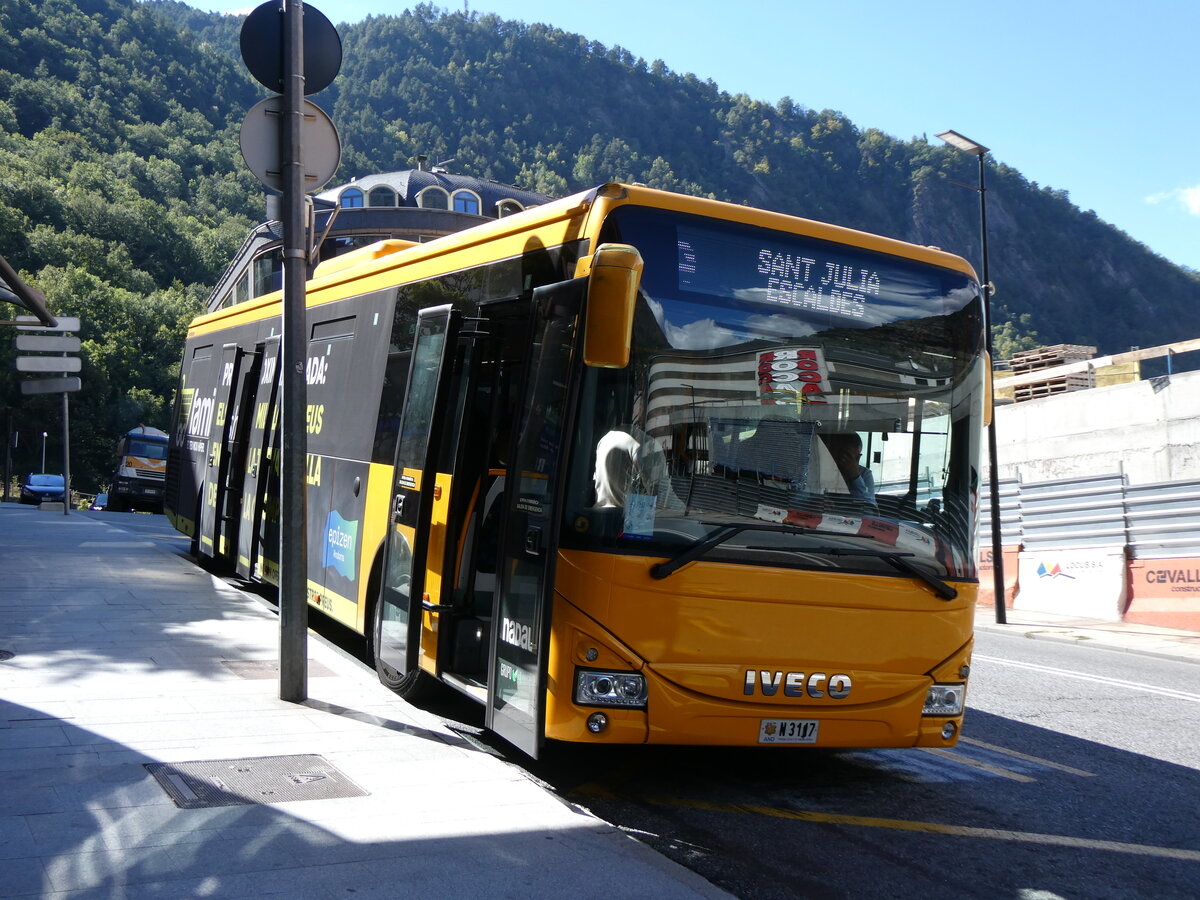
[563,204,986,581]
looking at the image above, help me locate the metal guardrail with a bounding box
[1124,481,1200,558]
[978,476,1022,546]
[978,473,1200,558]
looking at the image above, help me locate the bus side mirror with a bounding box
[583,243,643,368]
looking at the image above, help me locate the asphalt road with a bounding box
[521,632,1200,899]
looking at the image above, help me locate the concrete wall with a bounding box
[990,369,1200,485]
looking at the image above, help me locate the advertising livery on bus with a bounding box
[166,183,987,757]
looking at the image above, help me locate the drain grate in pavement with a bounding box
[220,658,336,679]
[146,754,369,808]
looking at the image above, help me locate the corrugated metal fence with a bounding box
[979,473,1200,558]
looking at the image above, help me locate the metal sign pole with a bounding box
[3,416,11,502]
[278,0,308,702]
[977,153,1006,625]
[61,391,70,516]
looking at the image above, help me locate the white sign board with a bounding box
[17,356,81,373]
[21,376,81,395]
[15,315,80,332]
[16,335,81,353]
[1014,546,1128,621]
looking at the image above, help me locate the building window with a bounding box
[453,190,481,215]
[340,187,364,208]
[252,248,283,297]
[234,271,250,305]
[496,199,524,218]
[368,186,396,207]
[418,187,449,210]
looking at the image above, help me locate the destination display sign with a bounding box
[674,224,972,325]
[677,225,884,319]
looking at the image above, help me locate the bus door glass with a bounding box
[198,342,246,562]
[377,305,460,680]
[236,337,280,581]
[487,279,584,759]
[217,345,261,562]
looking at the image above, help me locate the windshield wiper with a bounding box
[649,522,845,580]
[749,545,958,600]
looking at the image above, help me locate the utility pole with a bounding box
[278,0,308,701]
[238,1,341,702]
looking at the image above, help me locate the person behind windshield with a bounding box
[822,432,876,505]
[594,430,639,507]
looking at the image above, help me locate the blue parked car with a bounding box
[20,473,66,504]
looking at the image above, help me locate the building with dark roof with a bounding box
[207,164,553,312]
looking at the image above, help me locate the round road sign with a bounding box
[240,1,342,95]
[240,96,341,193]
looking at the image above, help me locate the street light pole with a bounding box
[41,431,47,472]
[936,130,1007,625]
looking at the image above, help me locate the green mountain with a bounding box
[2,0,1197,490]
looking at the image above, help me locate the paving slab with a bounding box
[0,503,727,899]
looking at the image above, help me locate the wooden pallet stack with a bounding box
[1009,344,1097,402]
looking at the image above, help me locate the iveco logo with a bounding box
[743,670,852,699]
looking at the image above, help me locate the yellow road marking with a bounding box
[921,747,1036,782]
[961,737,1097,777]
[579,791,1200,862]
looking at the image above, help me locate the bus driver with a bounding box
[822,432,876,505]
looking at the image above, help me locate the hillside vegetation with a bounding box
[2,0,1197,489]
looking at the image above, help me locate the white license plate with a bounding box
[758,718,820,744]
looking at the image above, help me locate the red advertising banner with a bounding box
[977,544,1021,607]
[1125,557,1200,632]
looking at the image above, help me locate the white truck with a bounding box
[108,425,169,512]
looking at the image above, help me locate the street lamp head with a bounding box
[937,130,989,156]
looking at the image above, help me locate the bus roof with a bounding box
[187,183,977,335]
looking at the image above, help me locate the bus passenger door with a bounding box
[376,305,460,682]
[198,343,246,564]
[216,345,261,564]
[486,280,584,759]
[236,337,280,581]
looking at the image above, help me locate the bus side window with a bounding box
[372,352,409,464]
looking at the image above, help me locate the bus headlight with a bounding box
[923,683,965,716]
[575,669,647,708]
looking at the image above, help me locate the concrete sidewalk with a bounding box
[0,503,727,899]
[974,604,1200,664]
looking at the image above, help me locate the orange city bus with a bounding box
[165,183,988,758]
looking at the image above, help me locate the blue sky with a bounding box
[197,1,1200,273]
